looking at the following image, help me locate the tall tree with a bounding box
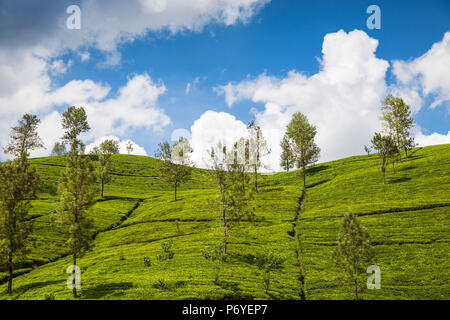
[280,134,295,172]
[371,132,396,184]
[0,114,43,293]
[207,142,230,254]
[380,95,415,161]
[4,114,44,157]
[333,210,374,300]
[286,112,320,187]
[55,106,96,298]
[155,137,194,201]
[248,120,270,192]
[95,139,120,197]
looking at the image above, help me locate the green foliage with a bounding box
[280,134,295,171]
[286,112,320,187]
[201,240,227,282]
[44,292,55,300]
[155,138,194,201]
[155,240,175,289]
[0,144,448,300]
[371,132,397,184]
[143,256,151,267]
[0,114,43,293]
[61,106,90,152]
[3,114,44,158]
[380,95,415,160]
[94,139,120,197]
[255,251,286,293]
[248,120,271,191]
[333,210,374,300]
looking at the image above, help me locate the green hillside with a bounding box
[0,144,449,300]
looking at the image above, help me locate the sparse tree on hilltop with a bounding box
[371,132,396,184]
[333,210,374,300]
[0,114,43,293]
[286,112,320,187]
[126,140,134,155]
[364,145,371,157]
[380,95,415,161]
[52,142,66,156]
[155,137,194,201]
[96,139,120,197]
[248,120,271,192]
[280,134,295,171]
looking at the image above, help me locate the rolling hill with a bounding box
[0,144,449,300]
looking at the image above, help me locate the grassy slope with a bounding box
[0,144,449,300]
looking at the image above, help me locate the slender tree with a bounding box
[380,95,415,161]
[95,139,120,197]
[363,145,371,157]
[248,120,270,192]
[155,137,194,201]
[55,106,96,298]
[371,132,396,184]
[333,210,374,300]
[207,142,230,254]
[286,112,320,187]
[126,140,134,155]
[0,114,43,293]
[280,134,295,171]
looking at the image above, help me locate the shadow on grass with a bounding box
[307,165,329,175]
[229,253,256,265]
[306,178,331,189]
[389,177,412,184]
[81,282,134,299]
[6,279,63,297]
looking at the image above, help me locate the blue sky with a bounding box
[0,0,449,168]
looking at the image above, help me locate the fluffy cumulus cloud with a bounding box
[212,29,450,170]
[215,30,389,169]
[189,110,249,167]
[85,136,148,156]
[392,31,450,111]
[0,0,269,159]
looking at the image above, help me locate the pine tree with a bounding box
[55,106,96,298]
[286,112,320,187]
[0,114,43,293]
[333,210,374,300]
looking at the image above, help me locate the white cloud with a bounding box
[415,131,450,147]
[215,30,389,169]
[0,0,269,158]
[85,136,148,156]
[189,110,249,168]
[392,31,450,110]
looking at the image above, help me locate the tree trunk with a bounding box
[254,164,258,192]
[382,167,386,184]
[7,251,13,293]
[354,279,358,300]
[303,167,306,188]
[174,184,177,201]
[101,179,104,198]
[72,253,77,298]
[223,204,227,255]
